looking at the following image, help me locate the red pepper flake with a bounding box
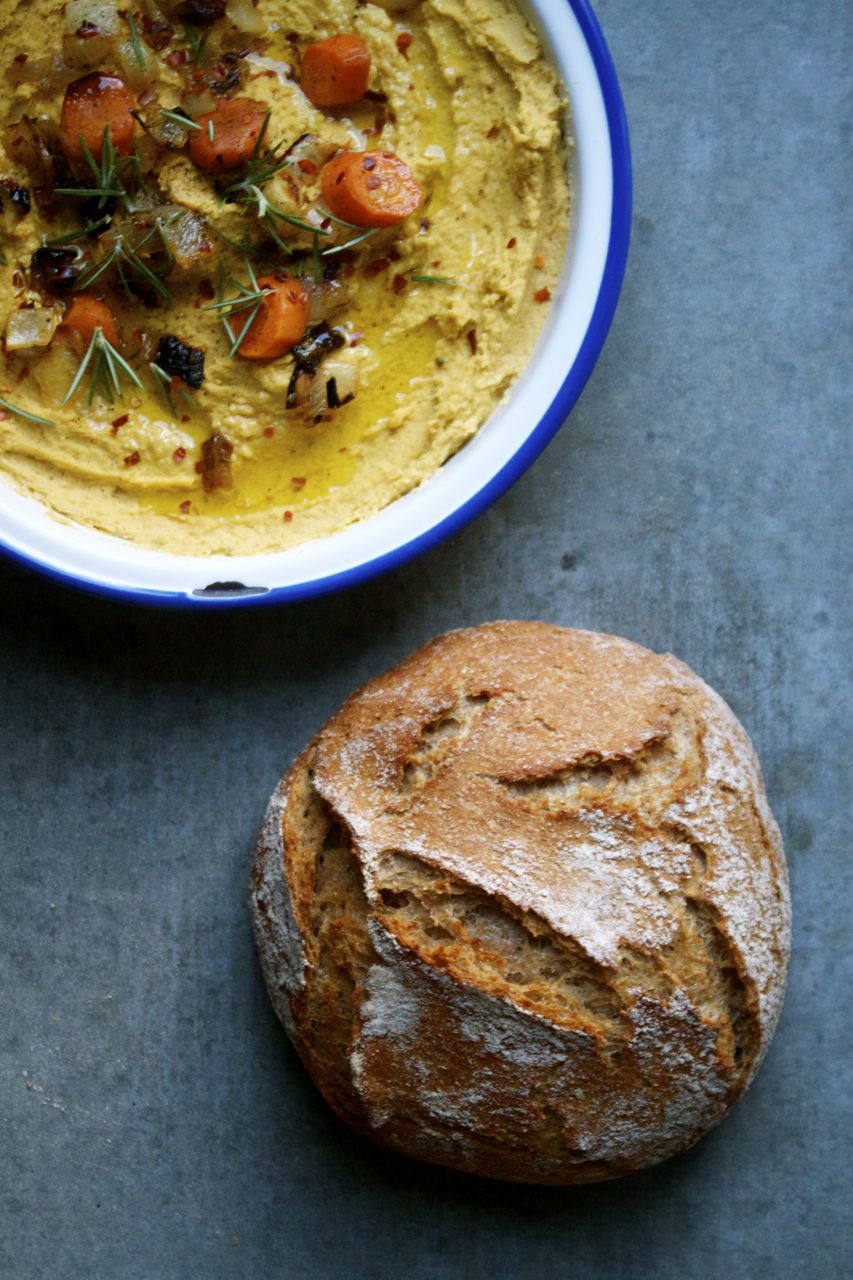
[166,49,187,69]
[349,334,362,348]
[534,286,552,303]
[297,158,317,175]
[194,460,204,474]
[339,446,348,453]
[13,53,27,64]
[486,124,500,140]
[507,237,517,250]
[283,510,293,522]
[396,32,413,58]
[179,499,191,514]
[535,253,545,268]
[173,446,187,462]
[466,328,478,355]
[364,257,391,278]
[110,413,129,434]
[262,426,275,438]
[392,273,408,295]
[124,450,141,467]
[431,260,442,269]
[181,414,191,423]
[291,476,306,490]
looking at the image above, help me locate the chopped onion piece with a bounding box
[65,0,120,36]
[304,356,359,418]
[5,307,61,350]
[226,0,265,34]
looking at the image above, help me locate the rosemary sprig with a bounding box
[127,12,145,69]
[45,216,111,246]
[76,223,175,301]
[0,396,55,426]
[411,272,458,285]
[183,22,211,67]
[150,362,197,414]
[161,107,202,131]
[207,119,215,143]
[61,327,143,407]
[203,258,271,356]
[54,127,141,214]
[321,227,377,257]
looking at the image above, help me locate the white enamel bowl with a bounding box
[0,0,631,607]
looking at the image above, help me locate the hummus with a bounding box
[0,0,569,555]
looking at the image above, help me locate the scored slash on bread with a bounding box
[251,622,791,1185]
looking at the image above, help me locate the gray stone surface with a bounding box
[1,1,850,1277]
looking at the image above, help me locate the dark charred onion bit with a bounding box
[75,20,102,37]
[2,180,31,215]
[142,13,175,50]
[200,432,233,492]
[29,246,83,295]
[155,335,205,389]
[208,54,243,96]
[80,194,117,235]
[286,322,345,409]
[179,0,226,24]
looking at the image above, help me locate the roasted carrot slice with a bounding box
[188,98,269,173]
[320,151,423,228]
[301,34,371,107]
[60,296,119,349]
[60,73,136,162]
[237,277,310,359]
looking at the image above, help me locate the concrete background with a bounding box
[1,1,850,1276]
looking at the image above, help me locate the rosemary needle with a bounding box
[127,12,145,69]
[0,396,55,426]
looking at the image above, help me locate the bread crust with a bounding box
[251,622,791,1184]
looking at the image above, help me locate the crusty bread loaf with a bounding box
[251,622,791,1184]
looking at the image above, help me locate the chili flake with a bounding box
[110,413,129,434]
[291,476,306,490]
[283,510,293,522]
[507,237,517,250]
[466,328,478,355]
[262,427,275,438]
[392,273,408,295]
[396,32,413,58]
[534,286,552,303]
[173,446,187,462]
[124,450,141,467]
[179,500,191,514]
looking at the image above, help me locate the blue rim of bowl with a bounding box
[0,0,632,610]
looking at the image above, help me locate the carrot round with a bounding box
[301,34,371,107]
[188,98,268,173]
[320,151,423,228]
[237,277,309,359]
[60,73,136,163]
[60,296,119,349]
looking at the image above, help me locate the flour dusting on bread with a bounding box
[251,622,791,1184]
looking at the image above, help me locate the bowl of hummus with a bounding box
[0,0,630,605]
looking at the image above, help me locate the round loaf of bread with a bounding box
[251,622,791,1184]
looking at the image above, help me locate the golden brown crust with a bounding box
[251,622,791,1184]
